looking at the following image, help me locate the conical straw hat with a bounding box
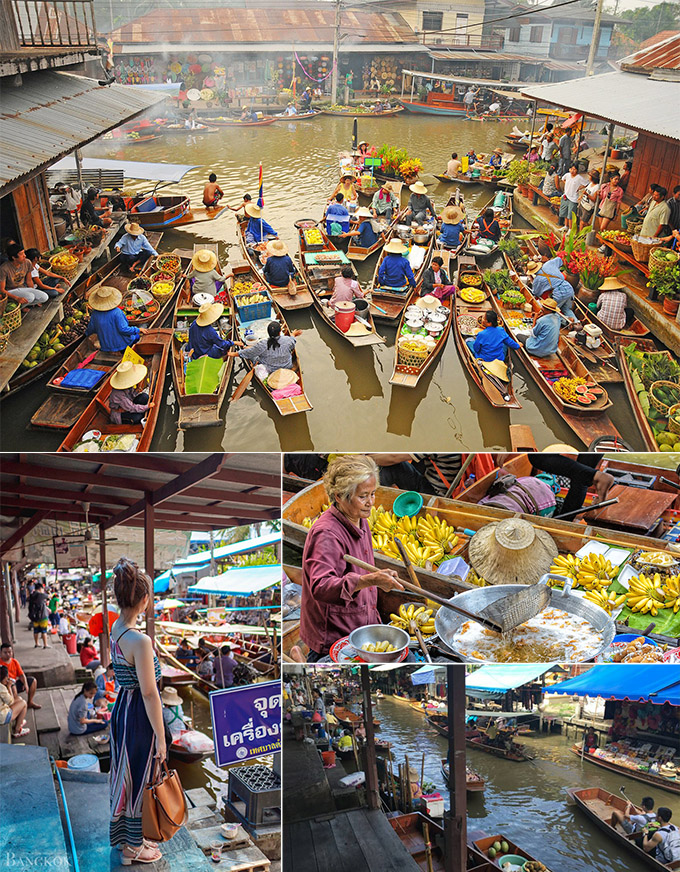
[468,518,558,586]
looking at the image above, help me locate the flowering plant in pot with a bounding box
[398,158,423,182]
[564,249,621,291]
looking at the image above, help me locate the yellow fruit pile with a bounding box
[301,503,330,528]
[636,550,676,567]
[233,280,253,295]
[550,553,617,590]
[553,377,588,403]
[583,588,626,615]
[626,573,667,616]
[389,603,436,637]
[663,574,680,612]
[235,292,268,305]
[369,507,460,567]
[361,640,398,653]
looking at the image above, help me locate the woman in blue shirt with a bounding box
[188,302,240,359]
[377,239,416,288]
[516,297,563,358]
[263,239,296,288]
[466,310,519,361]
[85,285,142,352]
[325,193,350,236]
[439,204,466,249]
[244,203,277,244]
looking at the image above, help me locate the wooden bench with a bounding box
[527,184,559,215]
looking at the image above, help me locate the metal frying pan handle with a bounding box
[537,573,573,596]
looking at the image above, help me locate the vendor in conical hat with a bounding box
[85,284,144,353]
[184,248,224,298]
[370,181,397,220]
[160,687,187,739]
[439,204,467,250]
[114,222,158,273]
[244,202,278,245]
[468,517,558,586]
[465,309,519,399]
[188,301,241,361]
[596,276,628,332]
[404,180,435,225]
[228,320,301,382]
[377,238,416,290]
[263,238,297,289]
[108,360,150,425]
[515,296,564,358]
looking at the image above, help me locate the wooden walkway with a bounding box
[283,808,420,872]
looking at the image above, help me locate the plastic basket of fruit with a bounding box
[233,287,271,321]
[120,291,160,323]
[459,272,482,287]
[150,271,175,284]
[650,380,680,415]
[303,227,325,251]
[154,254,181,275]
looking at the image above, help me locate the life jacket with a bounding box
[657,824,680,863]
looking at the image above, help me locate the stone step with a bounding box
[34,688,61,734]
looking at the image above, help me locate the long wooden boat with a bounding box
[436,191,470,265]
[347,214,396,262]
[389,813,446,871]
[272,110,320,121]
[617,336,670,452]
[333,706,380,730]
[157,122,219,133]
[490,269,622,449]
[428,714,531,761]
[471,832,545,867]
[209,117,275,127]
[231,260,313,416]
[569,746,680,796]
[433,173,478,186]
[235,216,312,310]
[467,192,513,261]
[126,193,192,230]
[368,222,436,323]
[30,336,121,430]
[56,327,171,452]
[440,759,486,793]
[573,297,650,342]
[399,99,468,117]
[169,740,212,765]
[389,286,453,388]
[170,245,234,429]
[321,107,403,117]
[567,787,680,870]
[296,219,385,347]
[452,258,522,409]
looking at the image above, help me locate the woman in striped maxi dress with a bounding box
[109,558,167,865]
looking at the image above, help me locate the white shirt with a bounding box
[580,182,600,210]
[489,102,501,112]
[562,172,588,203]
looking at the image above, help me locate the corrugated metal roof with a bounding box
[639,30,680,52]
[0,71,167,191]
[112,5,414,46]
[429,50,540,63]
[619,32,680,72]
[520,71,680,141]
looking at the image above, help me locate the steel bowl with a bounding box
[348,624,410,662]
[413,231,430,244]
[433,581,615,663]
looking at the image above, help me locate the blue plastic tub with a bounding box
[60,368,107,390]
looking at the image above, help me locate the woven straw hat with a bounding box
[494,148,503,155]
[543,443,578,453]
[267,368,299,389]
[526,261,542,275]
[345,321,371,336]
[442,205,463,224]
[385,239,407,255]
[196,301,224,326]
[599,276,626,291]
[110,360,147,390]
[416,294,439,312]
[355,207,372,218]
[541,297,559,312]
[468,518,558,586]
[245,203,262,218]
[480,358,509,381]
[409,181,428,195]
[160,687,182,706]
[192,248,218,272]
[340,171,355,181]
[267,239,288,256]
[88,285,122,311]
[124,222,145,236]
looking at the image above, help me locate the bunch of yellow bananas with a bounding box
[575,553,617,591]
[417,515,459,553]
[371,510,399,538]
[301,503,330,529]
[584,588,626,615]
[398,539,444,568]
[389,603,436,637]
[662,574,680,613]
[550,554,581,581]
[626,573,667,615]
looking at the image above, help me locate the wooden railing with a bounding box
[418,32,504,50]
[2,0,97,52]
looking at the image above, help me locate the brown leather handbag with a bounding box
[142,760,188,842]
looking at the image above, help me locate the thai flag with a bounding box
[257,163,264,208]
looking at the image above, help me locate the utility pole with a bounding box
[585,0,604,76]
[331,0,341,105]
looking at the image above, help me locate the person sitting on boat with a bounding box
[337,729,353,751]
[475,208,501,243]
[188,302,239,361]
[94,663,119,704]
[202,173,224,208]
[329,266,365,308]
[263,239,297,289]
[196,639,215,682]
[611,796,656,838]
[244,203,277,245]
[377,239,416,290]
[226,193,252,217]
[330,173,358,206]
[465,148,478,165]
[583,727,597,752]
[185,248,224,297]
[488,100,501,115]
[300,87,312,110]
[421,256,452,299]
[284,102,297,116]
[466,309,519,364]
[25,248,68,298]
[114,222,158,273]
[408,767,423,803]
[488,148,503,169]
[439,204,466,249]
[108,360,151,425]
[446,153,462,177]
[596,277,628,331]
[370,183,397,221]
[229,320,301,380]
[80,187,112,229]
[213,645,238,688]
[84,285,143,353]
[516,297,563,358]
[345,208,378,249]
[404,182,435,225]
[240,107,258,122]
[533,256,578,323]
[325,193,351,237]
[643,808,680,864]
[161,687,188,739]
[174,638,199,670]
[357,141,370,159]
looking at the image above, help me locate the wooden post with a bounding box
[360,665,380,810]
[144,492,155,643]
[388,750,398,811]
[444,665,467,872]
[11,568,20,623]
[0,564,12,645]
[99,524,110,668]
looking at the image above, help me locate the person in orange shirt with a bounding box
[0,643,40,709]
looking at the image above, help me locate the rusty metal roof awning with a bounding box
[429,50,540,63]
[0,70,168,194]
[620,32,680,73]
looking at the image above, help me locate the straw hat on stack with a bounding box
[88,285,122,311]
[384,239,407,255]
[192,249,218,272]
[196,301,224,326]
[415,294,440,312]
[110,360,147,391]
[468,518,558,586]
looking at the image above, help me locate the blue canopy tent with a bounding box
[411,665,447,686]
[187,564,281,597]
[466,664,559,699]
[548,665,680,706]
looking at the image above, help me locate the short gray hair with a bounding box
[324,455,379,504]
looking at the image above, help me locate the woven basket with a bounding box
[0,291,6,319]
[150,280,175,302]
[50,253,80,278]
[668,403,680,437]
[650,248,678,271]
[0,321,9,354]
[631,236,663,264]
[650,380,680,415]
[3,304,22,333]
[626,219,643,236]
[529,171,544,187]
[154,255,181,275]
[397,344,429,368]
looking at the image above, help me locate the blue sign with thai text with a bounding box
[209,680,281,767]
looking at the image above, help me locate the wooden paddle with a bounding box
[230,366,254,401]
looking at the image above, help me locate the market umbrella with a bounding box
[88,609,119,636]
[155,598,185,610]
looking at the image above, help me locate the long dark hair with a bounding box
[266,321,281,351]
[74,679,97,700]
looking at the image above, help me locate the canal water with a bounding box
[364,695,680,872]
[1,114,644,451]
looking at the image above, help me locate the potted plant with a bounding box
[398,158,423,185]
[649,260,680,316]
[610,136,629,159]
[505,160,530,196]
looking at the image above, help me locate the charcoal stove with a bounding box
[227,764,281,827]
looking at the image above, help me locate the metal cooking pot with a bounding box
[433,575,615,663]
[413,230,430,244]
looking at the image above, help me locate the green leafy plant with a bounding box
[613,136,630,149]
[498,238,522,261]
[483,268,517,296]
[184,356,225,395]
[377,144,413,176]
[504,160,530,186]
[649,260,680,299]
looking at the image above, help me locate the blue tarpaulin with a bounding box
[167,533,280,569]
[466,664,559,697]
[548,665,680,706]
[187,564,281,597]
[411,665,446,686]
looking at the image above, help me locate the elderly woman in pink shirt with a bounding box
[300,455,403,660]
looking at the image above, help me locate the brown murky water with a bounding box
[1,114,644,451]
